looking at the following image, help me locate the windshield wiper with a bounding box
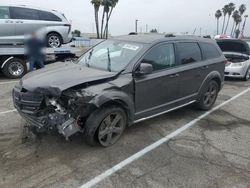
[107,48,111,72]
[85,49,94,67]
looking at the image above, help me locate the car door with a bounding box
[134,43,180,119]
[0,6,16,41]
[9,7,45,37]
[174,42,205,100]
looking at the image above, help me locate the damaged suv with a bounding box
[13,35,225,147]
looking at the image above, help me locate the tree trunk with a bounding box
[221,16,226,34]
[234,23,238,37]
[100,7,105,38]
[230,21,235,36]
[105,11,109,39]
[217,19,219,35]
[224,15,231,34]
[94,6,100,39]
[104,7,113,37]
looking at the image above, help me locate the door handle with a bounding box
[169,73,179,78]
[15,21,24,23]
[5,20,14,24]
[201,65,209,70]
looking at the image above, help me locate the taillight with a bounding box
[224,59,229,65]
[64,24,71,33]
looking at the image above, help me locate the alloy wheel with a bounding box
[203,83,217,106]
[48,35,60,48]
[98,112,125,147]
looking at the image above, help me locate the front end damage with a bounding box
[13,84,97,140]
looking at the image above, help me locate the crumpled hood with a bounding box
[21,62,116,93]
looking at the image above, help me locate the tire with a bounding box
[196,80,219,111]
[2,58,27,79]
[242,67,250,81]
[84,106,127,147]
[46,33,62,48]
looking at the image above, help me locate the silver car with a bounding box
[0,5,72,48]
[217,39,250,81]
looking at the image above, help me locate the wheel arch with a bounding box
[46,31,63,41]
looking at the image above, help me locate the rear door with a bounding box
[0,6,16,39]
[175,42,204,99]
[9,7,45,37]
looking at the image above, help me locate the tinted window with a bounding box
[142,43,175,71]
[176,42,202,65]
[10,7,39,20]
[0,7,10,19]
[39,10,61,21]
[200,43,221,59]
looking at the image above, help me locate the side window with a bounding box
[10,7,39,20]
[38,11,62,22]
[0,7,10,19]
[200,42,221,59]
[142,43,176,71]
[176,42,202,65]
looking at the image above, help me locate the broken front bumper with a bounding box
[13,86,82,139]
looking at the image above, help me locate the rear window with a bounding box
[10,7,39,20]
[38,10,62,21]
[0,7,10,19]
[200,42,221,59]
[176,42,202,65]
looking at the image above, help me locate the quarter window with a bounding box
[176,42,202,65]
[0,7,10,19]
[200,43,220,59]
[142,43,176,71]
[10,7,39,20]
[39,11,62,21]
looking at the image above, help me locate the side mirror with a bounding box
[135,63,153,76]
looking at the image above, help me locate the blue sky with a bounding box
[1,0,249,36]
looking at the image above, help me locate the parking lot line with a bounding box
[79,87,250,188]
[0,81,19,85]
[0,109,17,116]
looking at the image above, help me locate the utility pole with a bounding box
[146,24,148,33]
[135,19,138,33]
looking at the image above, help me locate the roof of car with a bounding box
[1,4,61,13]
[114,34,215,44]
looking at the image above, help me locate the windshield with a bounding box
[77,40,143,72]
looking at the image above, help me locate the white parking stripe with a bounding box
[0,81,19,85]
[79,87,250,188]
[0,109,17,116]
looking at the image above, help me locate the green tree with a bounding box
[91,0,102,39]
[230,10,239,36]
[72,30,81,37]
[224,2,235,34]
[221,5,229,34]
[150,29,158,33]
[238,4,246,30]
[215,10,222,35]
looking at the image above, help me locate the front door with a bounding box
[134,43,180,119]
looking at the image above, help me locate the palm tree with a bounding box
[238,4,246,30]
[215,10,222,35]
[91,0,102,39]
[230,10,239,36]
[224,3,235,34]
[221,5,229,34]
[103,0,119,38]
[234,16,242,37]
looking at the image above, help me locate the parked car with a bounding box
[13,35,225,147]
[217,39,250,81]
[0,5,72,48]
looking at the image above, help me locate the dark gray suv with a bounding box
[13,35,225,147]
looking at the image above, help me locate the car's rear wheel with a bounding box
[2,57,27,79]
[84,106,127,147]
[46,33,62,48]
[196,80,219,110]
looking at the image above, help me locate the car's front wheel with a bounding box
[196,80,219,110]
[46,33,62,48]
[84,106,127,147]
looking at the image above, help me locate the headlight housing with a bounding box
[231,62,244,67]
